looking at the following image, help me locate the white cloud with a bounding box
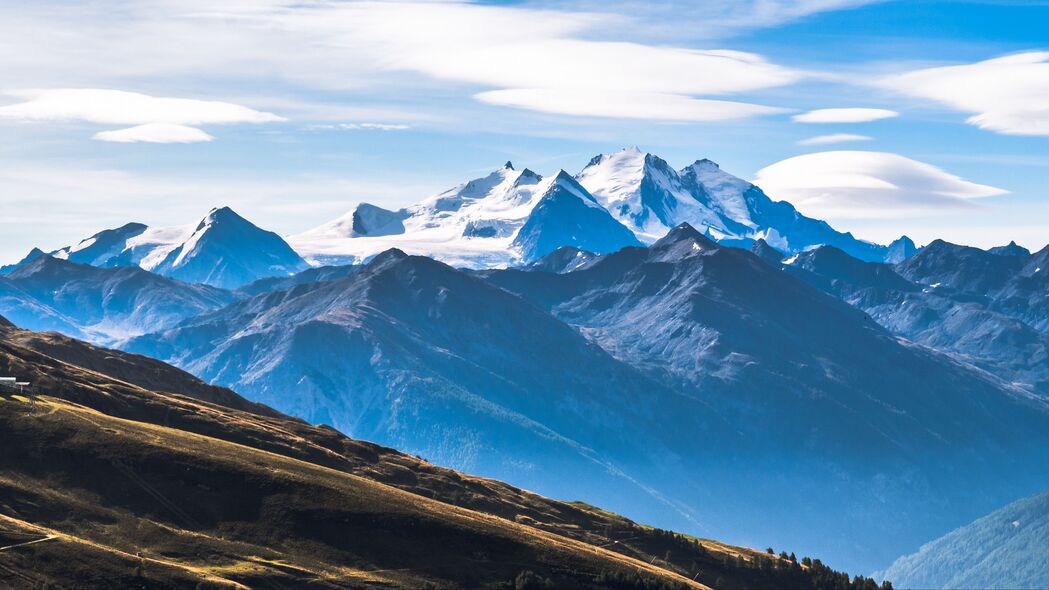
[0,88,285,141]
[792,108,898,123]
[0,89,284,125]
[93,123,214,143]
[0,3,801,123]
[475,89,788,121]
[295,3,801,120]
[753,151,1007,219]
[881,52,1049,136]
[797,133,871,146]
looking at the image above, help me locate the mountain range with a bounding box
[877,487,1049,589]
[781,240,1049,395]
[0,255,234,344]
[123,224,1049,574]
[4,148,914,278]
[2,148,1047,580]
[0,315,884,589]
[287,147,912,268]
[4,206,309,289]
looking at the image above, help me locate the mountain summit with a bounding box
[292,147,910,268]
[49,207,308,289]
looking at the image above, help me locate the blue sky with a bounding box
[0,0,1047,263]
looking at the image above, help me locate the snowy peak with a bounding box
[53,222,149,267]
[575,147,712,242]
[678,159,756,227]
[291,146,950,268]
[512,171,641,262]
[351,203,408,238]
[48,209,307,289]
[290,163,553,268]
[150,206,308,289]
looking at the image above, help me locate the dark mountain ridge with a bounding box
[0,316,880,589]
[0,255,234,344]
[480,224,1049,571]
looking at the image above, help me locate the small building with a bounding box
[0,377,30,395]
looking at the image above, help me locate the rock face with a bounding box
[125,249,721,525]
[2,317,839,590]
[879,488,1049,590]
[49,207,308,289]
[0,255,234,344]
[129,226,1049,574]
[781,243,1049,395]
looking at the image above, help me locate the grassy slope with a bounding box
[0,323,824,589]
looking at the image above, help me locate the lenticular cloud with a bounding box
[753,150,1007,219]
[0,89,284,143]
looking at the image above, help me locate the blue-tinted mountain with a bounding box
[0,247,45,275]
[125,223,1049,573]
[50,208,308,289]
[988,240,1031,257]
[525,246,600,274]
[0,255,234,344]
[884,236,919,263]
[750,238,785,264]
[879,489,1049,589]
[235,263,360,297]
[126,249,724,525]
[894,240,1049,335]
[784,244,1049,395]
[895,239,1026,297]
[481,224,1049,572]
[511,172,642,261]
[785,245,919,295]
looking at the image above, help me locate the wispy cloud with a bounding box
[797,133,871,146]
[753,150,1007,219]
[312,123,411,131]
[793,108,898,123]
[881,52,1049,136]
[0,3,802,124]
[0,89,284,142]
[475,89,788,121]
[94,123,214,143]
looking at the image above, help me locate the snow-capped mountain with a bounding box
[290,163,639,267]
[50,207,308,289]
[577,147,899,261]
[292,147,909,268]
[510,171,641,261]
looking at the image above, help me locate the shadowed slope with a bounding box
[0,318,861,589]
